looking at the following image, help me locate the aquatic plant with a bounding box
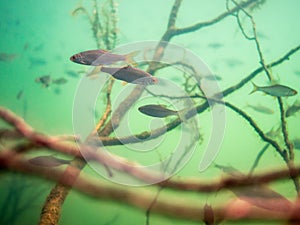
[1,0,300,225]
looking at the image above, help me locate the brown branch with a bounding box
[222,101,286,160]
[1,150,300,223]
[167,0,182,29]
[94,79,114,135]
[173,0,258,36]
[1,106,300,195]
[231,0,272,80]
[277,97,299,194]
[277,98,294,160]
[1,149,300,194]
[249,144,269,175]
[230,0,299,193]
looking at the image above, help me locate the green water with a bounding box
[0,0,300,224]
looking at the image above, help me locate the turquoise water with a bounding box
[0,0,300,224]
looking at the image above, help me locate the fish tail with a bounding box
[249,82,259,94]
[125,50,140,67]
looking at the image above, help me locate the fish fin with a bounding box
[87,66,102,78]
[125,50,140,67]
[249,82,258,94]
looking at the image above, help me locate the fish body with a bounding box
[293,138,300,150]
[29,57,46,68]
[250,82,297,97]
[65,70,80,78]
[294,70,300,76]
[0,52,18,62]
[246,103,274,114]
[215,164,292,212]
[53,77,68,85]
[233,186,293,212]
[207,42,223,49]
[16,90,24,100]
[29,155,70,167]
[286,102,300,117]
[70,50,138,66]
[203,74,222,81]
[35,75,51,88]
[101,66,158,85]
[138,104,178,118]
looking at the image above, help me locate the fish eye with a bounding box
[152,77,158,84]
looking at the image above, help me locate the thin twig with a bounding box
[173,0,258,36]
[249,144,269,175]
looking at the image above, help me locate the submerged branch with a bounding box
[173,0,258,36]
[249,144,269,175]
[1,149,300,193]
[1,106,299,193]
[167,0,182,29]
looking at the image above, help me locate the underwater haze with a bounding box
[1,0,300,225]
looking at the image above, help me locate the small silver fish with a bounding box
[70,49,139,66]
[138,104,178,118]
[293,138,300,150]
[29,155,70,167]
[0,52,18,62]
[35,75,51,88]
[246,103,274,114]
[100,66,158,85]
[65,70,80,78]
[215,164,292,212]
[207,42,223,49]
[286,101,300,117]
[29,57,46,68]
[250,82,297,97]
[16,90,24,100]
[53,77,68,85]
[293,70,300,76]
[203,74,222,81]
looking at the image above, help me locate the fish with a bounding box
[207,42,223,49]
[138,104,179,118]
[53,77,68,85]
[33,43,44,51]
[215,164,293,212]
[246,103,274,114]
[35,75,51,88]
[0,52,18,62]
[70,49,139,66]
[0,129,23,140]
[53,87,61,95]
[100,66,158,85]
[203,204,214,225]
[225,58,243,68]
[292,138,300,150]
[203,74,222,81]
[16,90,24,100]
[29,155,71,167]
[250,82,297,97]
[285,101,300,117]
[23,42,29,51]
[29,57,46,68]
[65,70,80,78]
[294,70,300,76]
